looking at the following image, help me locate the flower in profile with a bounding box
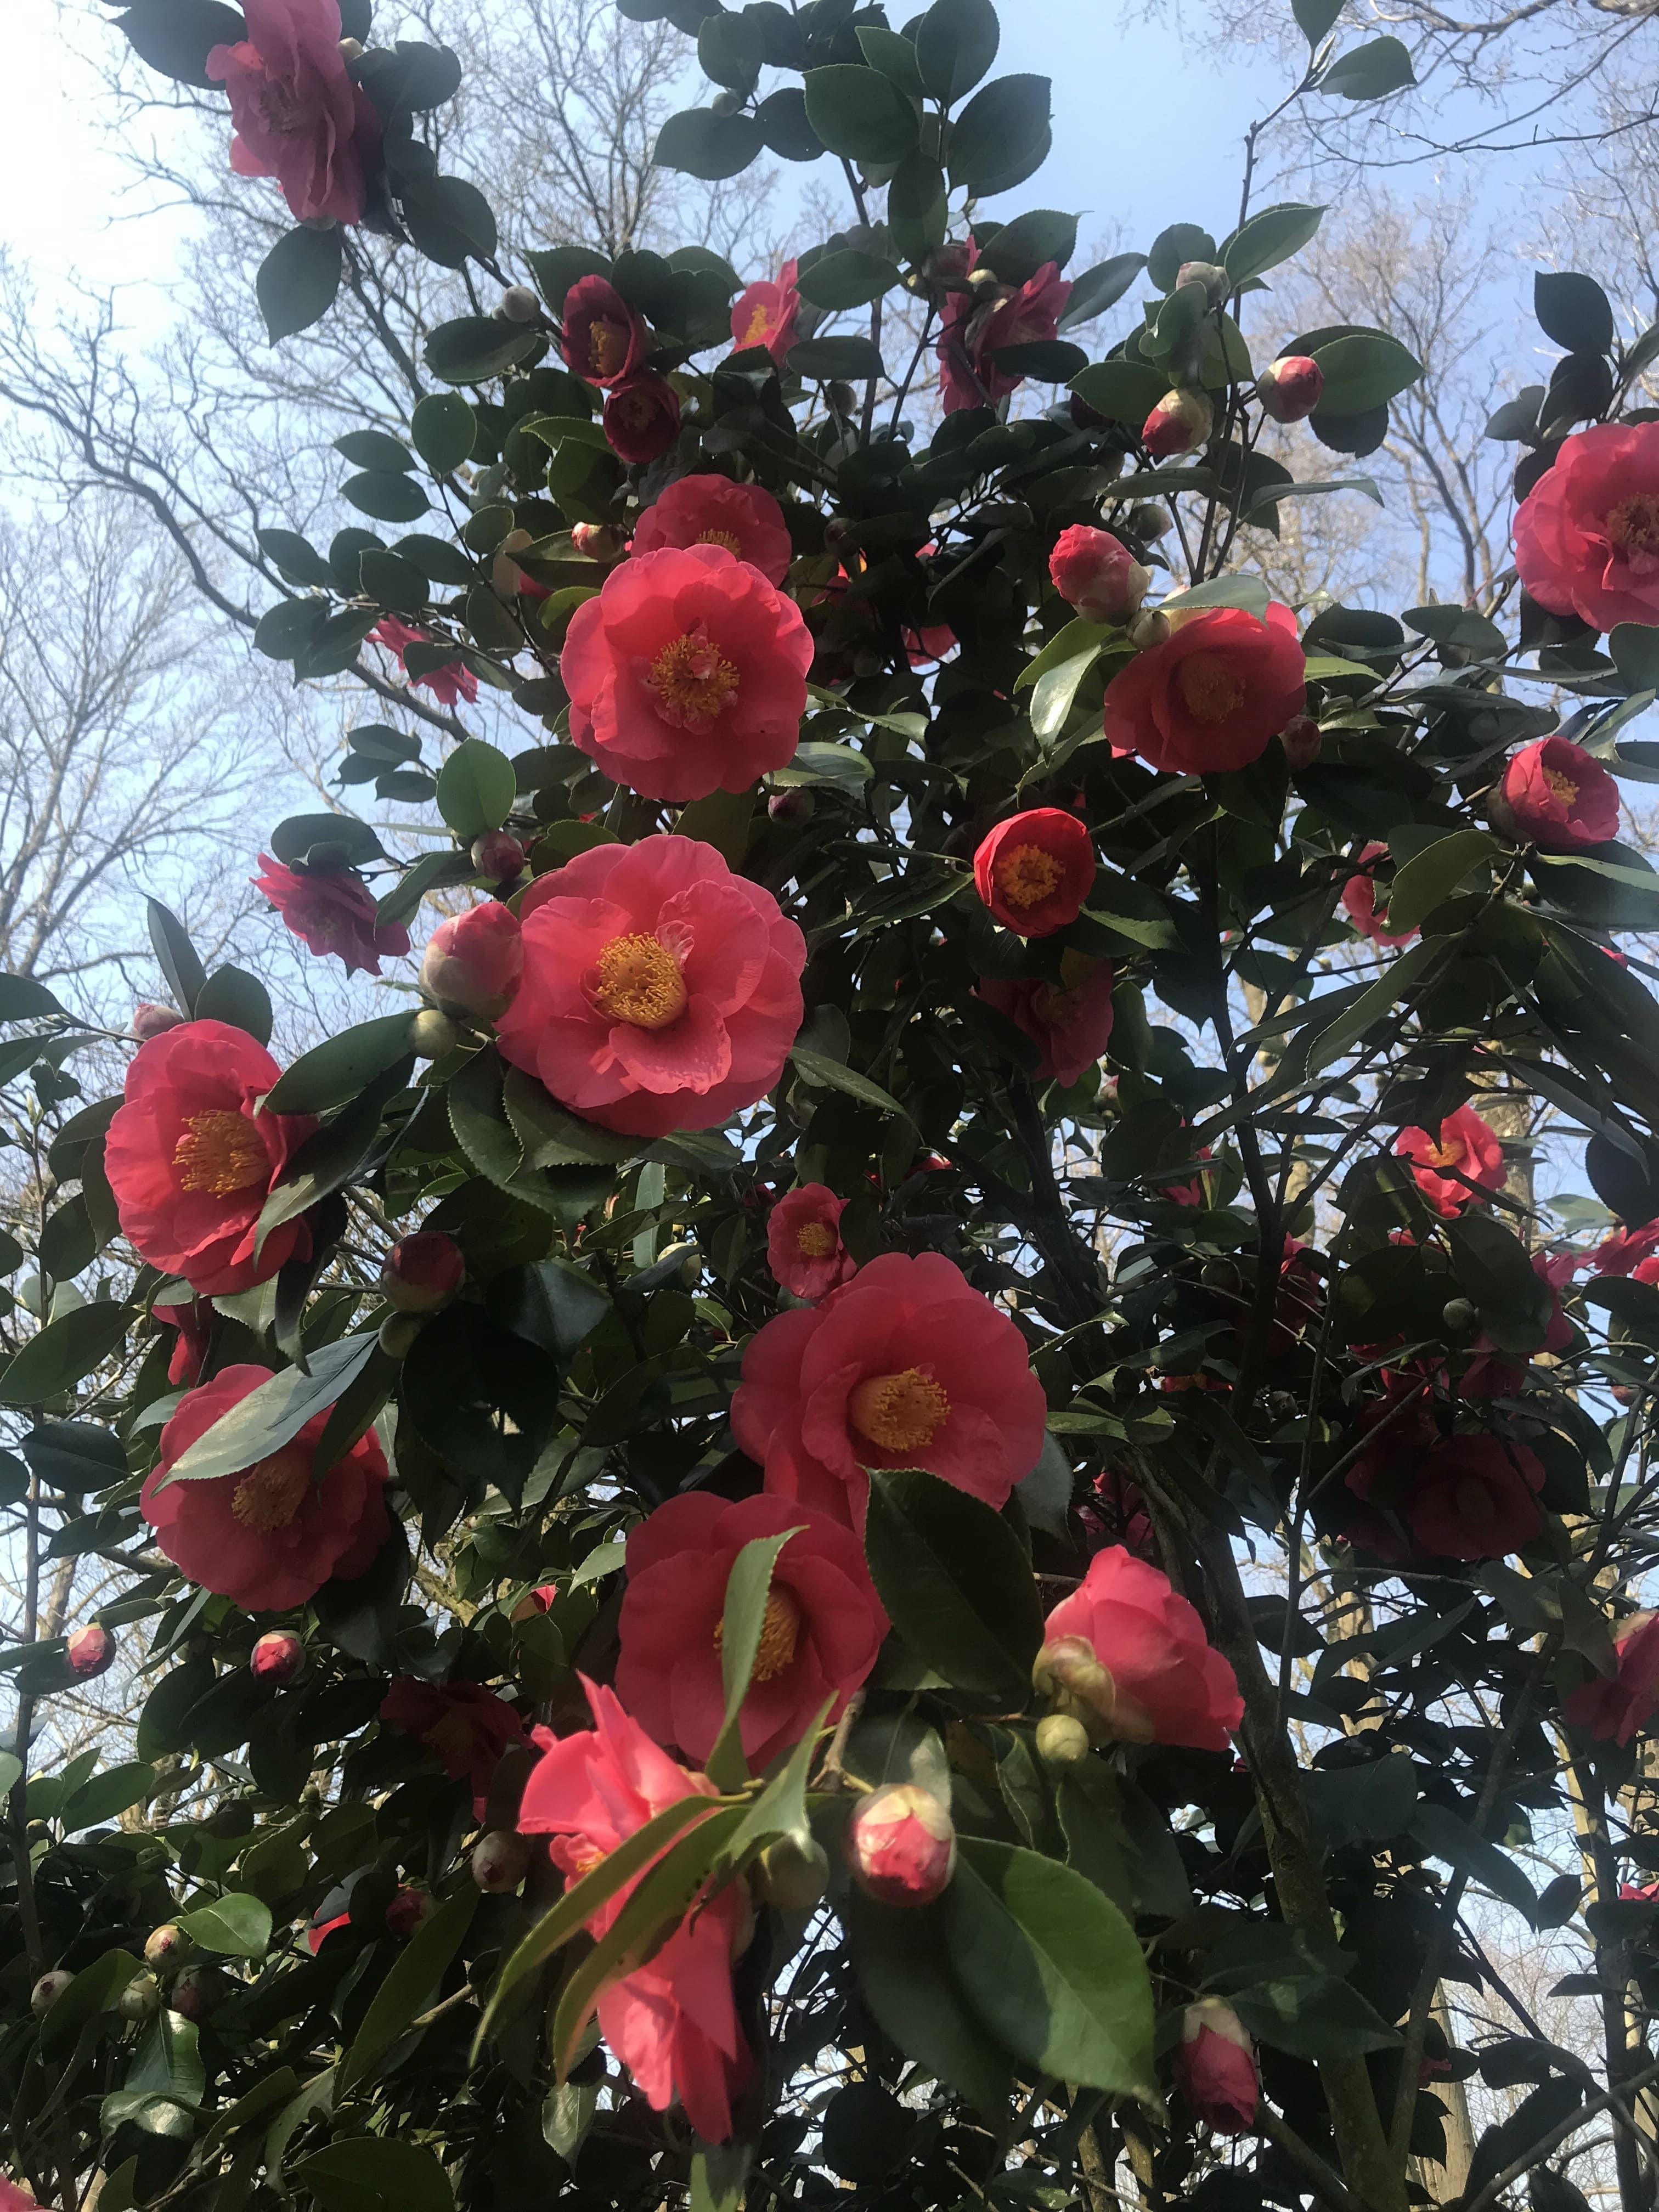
[372,616,479,707]
[561,275,649,387]
[1393,1103,1505,1216]
[616,1493,884,1769]
[1175,2000,1259,2134]
[156,1296,212,1387]
[1102,603,1306,775]
[496,834,805,1138]
[105,1021,317,1295]
[518,1677,752,2141]
[1513,421,1659,632]
[1495,736,1621,850]
[633,476,793,586]
[1346,1431,1545,1562]
[380,1677,530,1816]
[937,244,1071,415]
[977,953,1116,1087]
[731,259,800,361]
[1341,842,1418,946]
[731,1252,1048,1528]
[142,1364,388,1610]
[207,0,381,226]
[767,1183,856,1301]
[603,373,682,464]
[252,854,409,976]
[1037,1547,1243,1752]
[973,810,1096,936]
[1565,1612,1659,1744]
[561,545,813,802]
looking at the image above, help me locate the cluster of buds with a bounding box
[1032,1633,1154,1750]
[844,1784,956,1908]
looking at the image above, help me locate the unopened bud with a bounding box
[1256,354,1325,426]
[421,901,524,1020]
[170,1967,223,2022]
[250,1630,306,1687]
[378,1312,426,1360]
[410,1008,461,1060]
[1128,609,1172,651]
[1442,1297,1479,1338]
[1278,715,1321,769]
[471,1831,533,1893]
[1175,260,1229,305]
[826,381,857,418]
[924,241,973,289]
[1048,524,1151,624]
[120,1973,160,2023]
[845,1784,956,1908]
[338,36,364,59]
[381,1230,465,1314]
[385,1887,437,1940]
[1142,388,1214,459]
[66,1624,114,1680]
[1127,503,1173,540]
[131,1003,184,1041]
[1035,1713,1093,1767]
[571,522,627,561]
[1176,1997,1259,2135]
[144,1925,191,1974]
[471,830,526,883]
[501,285,541,324]
[710,88,744,116]
[754,1832,830,1911]
[31,1970,72,2016]
[768,788,815,826]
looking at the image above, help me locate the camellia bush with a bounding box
[13,1,1659,2209]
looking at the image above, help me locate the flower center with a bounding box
[795,1221,838,1259]
[1454,1475,1497,1532]
[695,529,743,554]
[1178,653,1246,725]
[1543,766,1579,808]
[993,843,1064,909]
[643,622,740,730]
[586,317,630,377]
[741,304,774,348]
[1609,495,1659,560]
[590,933,688,1029]
[424,1709,478,1764]
[173,1110,268,1197]
[849,1367,951,1456]
[1428,1137,1466,1170]
[714,1588,802,1682]
[230,1446,310,1532]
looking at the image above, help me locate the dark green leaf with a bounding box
[294,2141,454,2212]
[179,1892,272,1959]
[978,209,1077,284]
[117,0,246,87]
[0,974,64,1023]
[797,251,902,311]
[257,529,331,587]
[913,0,1000,103]
[436,739,517,836]
[153,1335,379,1488]
[1535,272,1615,357]
[700,8,765,88]
[804,66,919,165]
[335,430,415,473]
[148,899,207,1018]
[1318,35,1417,98]
[410,392,477,473]
[887,150,949,258]
[653,108,765,181]
[1067,359,1169,426]
[256,226,343,344]
[0,1303,133,1407]
[787,334,888,380]
[1221,201,1324,283]
[864,1468,1043,1700]
[342,471,431,524]
[194,967,274,1046]
[340,1889,477,2089]
[400,174,499,268]
[705,1527,805,1791]
[1310,329,1424,413]
[425,317,541,385]
[947,74,1052,198]
[264,1013,420,1114]
[1057,253,1147,331]
[487,1257,611,1361]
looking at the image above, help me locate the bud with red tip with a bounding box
[845,1784,956,1908]
[66,1624,114,1681]
[250,1630,306,1687]
[1049,526,1152,624]
[501,285,542,324]
[1174,1998,1259,2134]
[144,1925,191,1973]
[1278,715,1322,770]
[768,788,815,826]
[31,1970,72,2015]
[421,902,524,1020]
[471,830,526,884]
[1256,354,1325,425]
[471,1831,533,1893]
[380,1231,465,1314]
[170,1966,224,2021]
[131,1003,184,1041]
[385,1887,438,1940]
[1142,388,1215,459]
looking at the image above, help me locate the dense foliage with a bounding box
[10,3,1659,2210]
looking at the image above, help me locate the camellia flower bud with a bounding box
[66,1624,114,1680]
[1176,259,1230,304]
[754,1832,831,1911]
[571,522,627,561]
[385,1887,438,1940]
[170,1967,223,2022]
[31,1970,72,2015]
[1035,1712,1093,1767]
[768,788,815,826]
[500,285,541,324]
[380,1230,466,1314]
[144,1924,191,1973]
[1256,354,1325,425]
[377,1312,427,1361]
[826,381,857,419]
[250,1630,306,1686]
[471,830,526,883]
[1175,1997,1259,2134]
[471,1830,533,1893]
[1049,525,1152,624]
[924,241,974,289]
[131,1002,184,1041]
[1142,388,1215,459]
[1033,1632,1118,1722]
[338,36,365,59]
[410,1008,461,1060]
[120,1973,160,2023]
[421,902,524,1020]
[845,1784,957,1908]
[1278,714,1322,769]
[1128,609,1172,651]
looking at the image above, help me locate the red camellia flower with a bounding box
[616,1493,885,1770]
[1393,1103,1505,1216]
[978,954,1116,1087]
[1048,525,1149,623]
[1594,1221,1659,1275]
[603,373,682,465]
[1102,603,1306,775]
[251,855,410,977]
[1496,736,1621,850]
[1462,1250,1576,1396]
[731,259,800,361]
[730,1252,1048,1528]
[207,0,380,226]
[973,809,1095,936]
[937,244,1071,415]
[632,476,793,587]
[498,835,805,1138]
[1175,2000,1259,2134]
[767,1183,856,1301]
[106,1022,317,1295]
[1039,1546,1244,1752]
[561,274,648,387]
[561,545,812,802]
[1513,421,1659,632]
[372,616,478,707]
[142,1364,388,1610]
[518,1677,751,2140]
[156,1296,212,1387]
[1565,1612,1659,1743]
[1347,1432,1545,1562]
[1341,842,1418,946]
[380,1677,530,1816]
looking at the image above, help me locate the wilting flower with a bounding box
[561,275,650,387]
[1038,1547,1244,1752]
[977,954,1116,1086]
[206,0,381,225]
[1346,1431,1545,1562]
[252,854,409,976]
[1495,736,1621,850]
[973,810,1096,936]
[937,244,1071,415]
[603,373,682,464]
[372,616,478,707]
[1513,421,1659,632]
[730,259,800,360]
[766,1184,856,1301]
[1393,1103,1505,1216]
[1594,1221,1659,1276]
[632,475,793,586]
[380,1677,530,1815]
[1102,603,1306,775]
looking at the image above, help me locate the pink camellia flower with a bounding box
[1038,1546,1243,1752]
[845,1783,956,1905]
[731,259,800,361]
[1393,1103,1505,1216]
[977,955,1115,1087]
[1346,1432,1545,1563]
[936,243,1071,415]
[603,373,682,465]
[250,1629,306,1685]
[561,545,812,802]
[1175,1999,1259,2134]
[518,1677,752,2141]
[1103,603,1306,775]
[973,809,1095,936]
[252,855,410,977]
[1048,526,1150,624]
[1594,1221,1659,1275]
[1461,1250,1576,1396]
[616,1493,885,1770]
[730,1251,1048,1529]
[497,835,805,1138]
[1565,1612,1659,1744]
[767,1184,856,1301]
[1082,1466,1154,1559]
[1255,355,1324,425]
[1341,842,1418,946]
[633,476,793,587]
[156,1296,212,1387]
[142,1364,389,1610]
[1495,736,1621,850]
[67,1624,114,1680]
[380,1230,466,1312]
[380,1677,530,1816]
[206,0,381,226]
[372,616,479,707]
[561,275,650,387]
[1514,421,1659,632]
[0,2176,40,2210]
[420,901,524,1019]
[131,1002,184,1041]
